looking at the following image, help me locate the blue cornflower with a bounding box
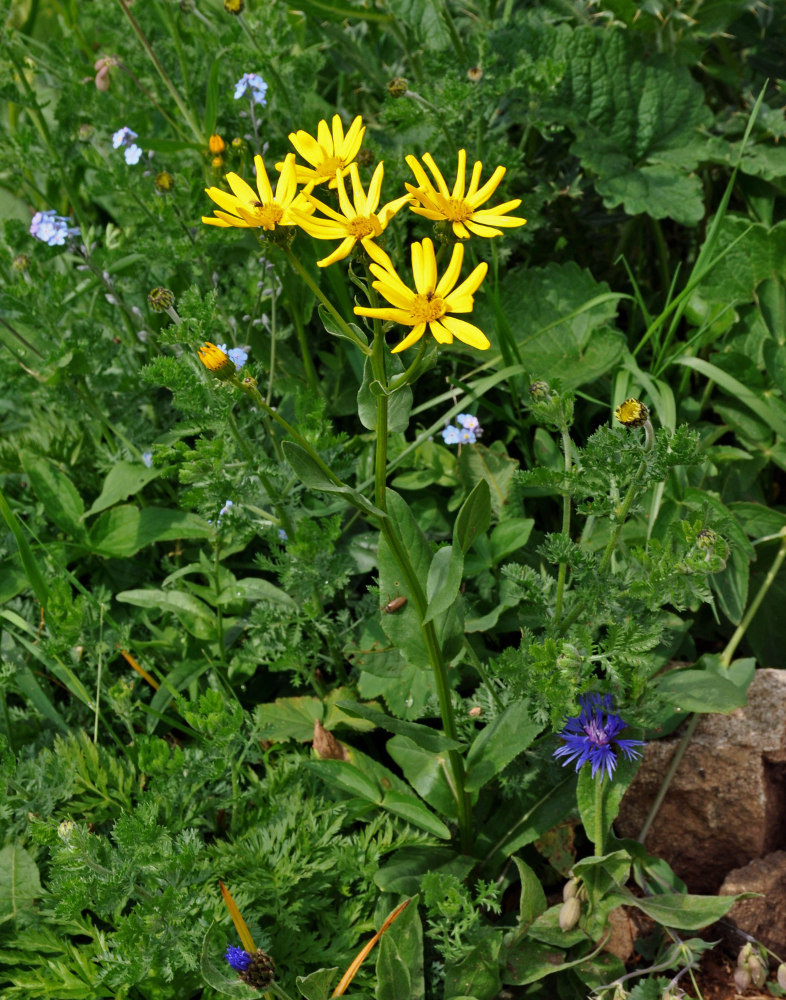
[29,210,80,246]
[234,73,268,105]
[112,126,144,165]
[553,693,645,781]
[216,344,248,370]
[225,945,252,972]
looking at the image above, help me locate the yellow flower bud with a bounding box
[615,398,649,428]
[209,134,226,154]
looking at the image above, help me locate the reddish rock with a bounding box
[616,669,786,893]
[719,851,786,954]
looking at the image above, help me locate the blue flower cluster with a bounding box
[553,693,645,781]
[29,210,80,247]
[441,412,482,445]
[225,946,252,972]
[112,126,143,165]
[234,73,268,105]
[216,344,248,369]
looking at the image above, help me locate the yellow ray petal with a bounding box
[443,315,490,349]
[421,152,450,196]
[342,116,365,161]
[469,165,506,206]
[365,162,384,213]
[290,130,324,166]
[330,114,344,155]
[336,170,356,219]
[225,172,259,204]
[429,319,454,344]
[253,155,274,203]
[435,243,464,297]
[451,149,467,200]
[354,305,413,324]
[446,261,488,302]
[390,325,426,353]
[466,160,484,199]
[317,118,333,152]
[317,236,357,267]
[464,220,503,238]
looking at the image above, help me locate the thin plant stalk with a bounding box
[593,775,605,856]
[554,422,573,623]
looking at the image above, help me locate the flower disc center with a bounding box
[348,216,380,239]
[411,292,447,323]
[442,197,473,222]
[252,202,284,230]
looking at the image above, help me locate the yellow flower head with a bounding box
[209,133,226,154]
[202,153,311,230]
[198,342,236,380]
[354,238,489,354]
[406,149,526,240]
[290,161,410,267]
[615,398,650,428]
[282,114,366,187]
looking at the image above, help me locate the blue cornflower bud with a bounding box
[553,693,645,781]
[225,945,252,972]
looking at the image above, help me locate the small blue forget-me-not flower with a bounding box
[30,210,80,246]
[112,127,144,165]
[234,73,268,105]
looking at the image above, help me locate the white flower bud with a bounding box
[558,896,581,932]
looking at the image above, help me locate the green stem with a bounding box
[115,0,203,143]
[553,423,573,623]
[282,246,370,356]
[593,774,605,856]
[720,529,786,668]
[379,515,472,852]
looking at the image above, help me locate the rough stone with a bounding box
[616,669,786,893]
[719,851,786,954]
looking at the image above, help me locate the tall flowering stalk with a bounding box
[199,111,525,854]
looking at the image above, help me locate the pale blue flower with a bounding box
[442,425,461,444]
[234,73,268,105]
[278,528,288,541]
[29,210,80,246]
[141,451,153,468]
[458,427,477,444]
[554,693,645,781]
[216,344,248,370]
[457,413,480,432]
[112,126,143,165]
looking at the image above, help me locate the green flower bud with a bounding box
[147,287,175,312]
[529,380,550,399]
[387,77,408,98]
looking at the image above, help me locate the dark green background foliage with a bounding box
[1,0,785,997]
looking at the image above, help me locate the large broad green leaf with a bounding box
[116,588,217,639]
[336,701,459,752]
[457,443,519,519]
[606,887,741,930]
[576,758,641,846]
[296,968,339,1000]
[464,701,541,793]
[654,668,749,714]
[488,262,625,390]
[381,790,451,839]
[282,441,385,519]
[386,0,450,49]
[512,856,547,929]
[20,452,86,539]
[0,844,42,927]
[443,933,503,1000]
[386,734,457,817]
[305,759,381,802]
[84,461,161,517]
[521,23,712,223]
[357,354,413,433]
[89,507,212,558]
[376,896,424,1000]
[690,215,786,306]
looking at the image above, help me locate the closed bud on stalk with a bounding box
[209,134,226,154]
[612,986,628,1000]
[777,963,786,990]
[562,877,579,901]
[58,820,75,842]
[747,952,767,987]
[387,77,408,98]
[733,966,751,992]
[224,0,244,12]
[147,287,175,312]
[154,171,174,194]
[529,380,550,399]
[558,896,581,932]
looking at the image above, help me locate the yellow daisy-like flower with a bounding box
[290,162,411,267]
[202,152,310,230]
[198,342,236,380]
[354,237,489,353]
[615,398,650,428]
[282,114,366,187]
[405,149,526,239]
